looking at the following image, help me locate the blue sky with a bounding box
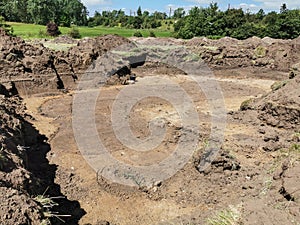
[81,0,300,16]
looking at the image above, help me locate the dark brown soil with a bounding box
[1,29,300,224]
[0,79,85,224]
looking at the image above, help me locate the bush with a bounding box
[149,31,156,37]
[0,16,13,36]
[38,29,47,38]
[133,31,143,37]
[46,22,61,37]
[68,26,81,39]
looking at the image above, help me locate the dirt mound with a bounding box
[186,36,300,71]
[251,73,300,129]
[0,94,45,224]
[0,30,134,94]
[0,86,85,224]
[0,28,50,77]
[67,35,132,69]
[0,28,69,95]
[233,63,300,153]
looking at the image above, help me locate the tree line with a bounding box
[88,3,300,39]
[0,0,87,26]
[174,3,300,39]
[87,6,167,29]
[0,1,299,40]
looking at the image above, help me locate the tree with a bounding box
[280,3,288,13]
[173,8,185,19]
[256,9,265,21]
[137,6,142,17]
[0,0,88,26]
[0,16,13,35]
[152,11,167,20]
[142,11,150,18]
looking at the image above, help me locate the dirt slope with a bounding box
[0,85,85,224]
[185,36,300,71]
[0,28,132,95]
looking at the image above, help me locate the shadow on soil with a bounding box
[24,118,86,224]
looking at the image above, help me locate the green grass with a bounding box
[206,205,242,225]
[7,22,173,39]
[271,80,289,91]
[34,192,70,223]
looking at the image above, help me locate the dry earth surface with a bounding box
[0,29,300,224]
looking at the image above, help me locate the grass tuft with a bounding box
[34,188,70,223]
[207,205,242,225]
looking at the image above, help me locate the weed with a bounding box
[267,144,300,174]
[68,26,81,39]
[240,98,253,111]
[271,80,289,91]
[40,219,51,225]
[34,188,70,223]
[260,177,273,196]
[133,31,143,37]
[254,46,267,58]
[34,195,59,209]
[293,132,300,137]
[38,29,48,38]
[149,31,156,37]
[183,53,201,61]
[207,205,242,225]
[290,143,300,152]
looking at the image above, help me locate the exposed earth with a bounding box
[0,28,299,225]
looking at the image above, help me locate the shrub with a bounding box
[68,26,81,39]
[133,31,143,37]
[149,31,156,37]
[0,16,13,35]
[38,29,47,38]
[46,22,61,37]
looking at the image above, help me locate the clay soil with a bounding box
[0,30,300,225]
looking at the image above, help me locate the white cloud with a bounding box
[253,0,300,11]
[166,4,193,11]
[184,0,300,11]
[238,3,259,11]
[81,0,112,7]
[185,0,216,4]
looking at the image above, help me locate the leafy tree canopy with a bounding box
[0,0,88,26]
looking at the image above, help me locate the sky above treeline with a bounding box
[81,0,300,16]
